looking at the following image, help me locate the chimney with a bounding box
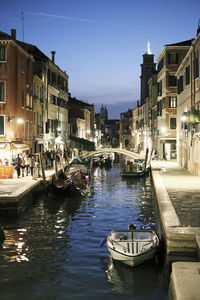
[51,51,56,63]
[11,29,16,41]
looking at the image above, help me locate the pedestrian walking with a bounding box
[50,150,55,167]
[25,155,30,176]
[15,154,22,178]
[30,156,35,176]
[21,154,26,177]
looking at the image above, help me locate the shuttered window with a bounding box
[0,46,6,61]
[185,66,190,85]
[168,53,178,64]
[0,116,5,135]
[168,75,177,86]
[0,82,5,102]
[170,118,176,130]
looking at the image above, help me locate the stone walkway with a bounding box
[151,161,200,227]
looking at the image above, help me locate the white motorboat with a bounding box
[106,229,159,267]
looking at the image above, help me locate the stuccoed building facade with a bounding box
[68,96,95,151]
[176,28,200,175]
[0,29,34,164]
[120,36,199,173]
[156,39,193,160]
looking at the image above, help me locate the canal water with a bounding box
[0,163,168,299]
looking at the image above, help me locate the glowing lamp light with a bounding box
[180,115,187,122]
[17,118,24,124]
[161,127,166,133]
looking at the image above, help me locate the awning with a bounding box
[69,135,95,151]
[0,142,29,151]
[12,143,29,150]
[35,138,44,144]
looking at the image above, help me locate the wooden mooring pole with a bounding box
[39,153,47,188]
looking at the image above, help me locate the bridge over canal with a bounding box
[81,148,145,160]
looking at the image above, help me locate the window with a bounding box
[170,118,176,130]
[37,111,39,126]
[33,83,36,98]
[30,95,32,108]
[26,94,29,107]
[157,100,162,116]
[195,50,199,79]
[51,95,56,104]
[177,76,183,94]
[0,82,5,102]
[168,75,177,86]
[169,96,177,108]
[162,98,165,109]
[168,53,178,64]
[0,46,6,61]
[0,116,5,135]
[185,66,190,85]
[21,90,25,107]
[26,120,29,138]
[30,121,33,138]
[158,58,164,73]
[158,80,162,96]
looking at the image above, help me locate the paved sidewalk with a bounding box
[151,161,200,227]
[151,161,200,300]
[0,167,55,197]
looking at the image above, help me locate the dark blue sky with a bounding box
[1,0,200,118]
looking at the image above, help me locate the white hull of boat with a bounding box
[106,229,159,267]
[107,244,158,267]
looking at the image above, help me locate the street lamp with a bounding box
[8,116,24,124]
[17,118,24,124]
[180,115,187,122]
[161,127,167,133]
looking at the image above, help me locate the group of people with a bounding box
[13,148,73,178]
[42,148,72,168]
[14,153,39,178]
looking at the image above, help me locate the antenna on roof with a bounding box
[21,11,24,41]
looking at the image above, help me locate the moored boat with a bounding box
[121,148,152,178]
[65,164,91,197]
[120,165,151,177]
[106,229,159,267]
[50,174,74,195]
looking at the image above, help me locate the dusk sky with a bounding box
[1,0,200,118]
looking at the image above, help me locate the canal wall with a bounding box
[0,166,62,218]
[151,161,200,261]
[0,179,44,218]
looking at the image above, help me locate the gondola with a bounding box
[50,175,74,195]
[65,164,91,197]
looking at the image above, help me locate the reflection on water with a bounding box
[105,256,162,296]
[0,164,167,299]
